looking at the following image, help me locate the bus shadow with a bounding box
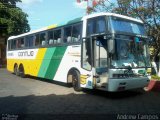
[24,75,146,99]
[0,92,159,117]
[82,88,146,99]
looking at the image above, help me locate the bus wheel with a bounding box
[19,65,25,78]
[14,65,19,76]
[72,70,82,92]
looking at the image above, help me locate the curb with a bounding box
[144,80,160,92]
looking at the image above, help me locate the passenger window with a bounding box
[21,38,25,48]
[16,39,20,48]
[8,40,11,50]
[48,30,54,45]
[40,33,46,46]
[27,36,36,47]
[35,34,40,46]
[64,26,72,43]
[54,29,61,44]
[26,36,34,47]
[72,23,82,42]
[18,38,25,48]
[25,37,29,47]
[12,40,16,49]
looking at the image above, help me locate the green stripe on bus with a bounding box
[38,48,56,78]
[44,46,67,80]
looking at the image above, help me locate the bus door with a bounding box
[93,35,108,89]
[81,36,108,89]
[81,38,94,89]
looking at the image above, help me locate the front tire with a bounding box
[72,70,82,92]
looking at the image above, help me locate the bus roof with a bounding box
[82,12,143,23]
[8,12,143,40]
[8,17,83,40]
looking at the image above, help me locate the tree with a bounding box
[86,0,115,14]
[0,0,30,38]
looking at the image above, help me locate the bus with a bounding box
[7,12,151,92]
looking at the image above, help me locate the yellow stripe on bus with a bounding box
[47,24,57,30]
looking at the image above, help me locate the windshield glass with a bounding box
[110,17,146,35]
[112,35,151,68]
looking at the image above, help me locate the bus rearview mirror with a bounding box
[108,39,115,54]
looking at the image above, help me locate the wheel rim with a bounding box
[71,71,82,91]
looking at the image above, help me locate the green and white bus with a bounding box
[7,12,151,92]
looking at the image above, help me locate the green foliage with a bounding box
[151,75,160,81]
[0,0,30,37]
[89,0,115,13]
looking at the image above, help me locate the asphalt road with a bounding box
[0,68,160,120]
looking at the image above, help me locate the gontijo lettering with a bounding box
[18,51,34,57]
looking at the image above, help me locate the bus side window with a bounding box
[19,38,25,48]
[72,23,82,42]
[40,33,47,46]
[35,34,40,46]
[16,39,21,48]
[54,29,61,44]
[48,30,54,45]
[64,26,72,43]
[25,37,29,47]
[8,40,11,50]
[10,39,18,50]
[29,36,34,47]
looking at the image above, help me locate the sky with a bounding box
[17,0,88,31]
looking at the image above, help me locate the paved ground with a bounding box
[0,68,160,119]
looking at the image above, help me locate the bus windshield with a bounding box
[110,17,146,35]
[112,35,151,68]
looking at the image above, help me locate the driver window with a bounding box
[95,37,108,68]
[82,38,92,70]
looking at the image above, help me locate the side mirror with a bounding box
[107,39,115,54]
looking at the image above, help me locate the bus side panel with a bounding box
[37,46,67,80]
[53,46,81,83]
[7,48,47,76]
[37,48,56,78]
[7,59,16,72]
[28,48,47,76]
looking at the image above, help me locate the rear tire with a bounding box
[72,70,82,92]
[19,65,25,78]
[14,65,19,76]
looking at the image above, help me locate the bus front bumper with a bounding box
[108,77,150,92]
